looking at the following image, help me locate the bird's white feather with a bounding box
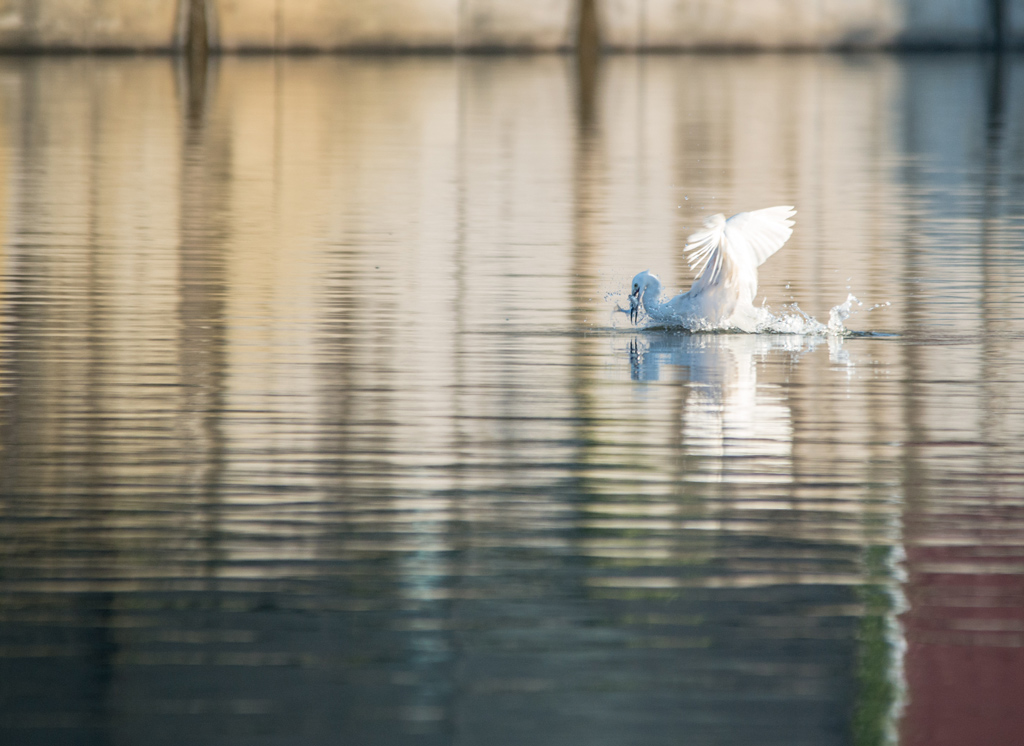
[685,206,795,286]
[630,206,796,332]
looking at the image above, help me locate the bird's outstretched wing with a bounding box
[685,206,795,286]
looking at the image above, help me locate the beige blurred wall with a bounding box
[600,0,1005,49]
[214,0,576,50]
[0,0,183,50]
[0,0,1022,51]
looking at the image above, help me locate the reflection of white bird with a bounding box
[630,206,795,331]
[626,332,799,475]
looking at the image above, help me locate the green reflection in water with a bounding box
[854,544,904,746]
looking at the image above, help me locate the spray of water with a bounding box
[614,290,882,337]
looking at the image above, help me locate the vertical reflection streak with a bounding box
[177,55,228,588]
[447,54,471,741]
[84,56,117,738]
[979,51,1005,463]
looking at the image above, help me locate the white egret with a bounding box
[629,206,796,331]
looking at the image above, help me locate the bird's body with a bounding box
[630,206,796,332]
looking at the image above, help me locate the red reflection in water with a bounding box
[901,544,1024,746]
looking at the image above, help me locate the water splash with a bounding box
[755,302,827,335]
[612,287,884,337]
[828,293,860,334]
[753,293,862,336]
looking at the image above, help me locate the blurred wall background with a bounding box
[0,0,1022,51]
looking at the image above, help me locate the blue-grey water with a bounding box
[1,53,1023,746]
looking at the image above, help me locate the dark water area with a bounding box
[1,53,1023,745]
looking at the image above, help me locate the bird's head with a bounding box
[629,270,661,324]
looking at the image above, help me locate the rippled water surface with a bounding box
[1,53,1023,745]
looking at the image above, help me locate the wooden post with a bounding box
[989,0,1006,49]
[575,0,601,128]
[187,0,209,60]
[185,0,209,122]
[576,0,600,60]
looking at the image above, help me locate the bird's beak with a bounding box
[629,289,640,324]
